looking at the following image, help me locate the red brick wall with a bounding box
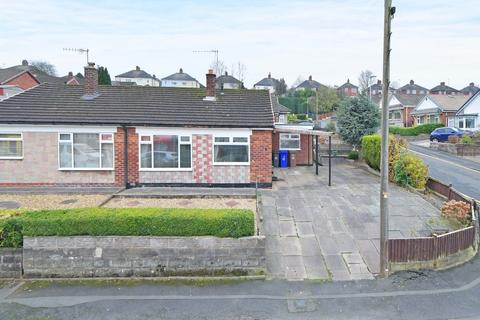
[404,107,414,127]
[5,73,39,90]
[272,132,312,166]
[114,127,139,187]
[250,130,272,184]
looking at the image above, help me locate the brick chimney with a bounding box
[377,79,382,85]
[136,66,140,71]
[440,81,445,86]
[82,62,99,99]
[205,69,216,100]
[410,80,414,85]
[22,60,28,66]
[68,71,73,77]
[309,75,312,81]
[470,82,475,86]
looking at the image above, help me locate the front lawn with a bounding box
[0,208,255,248]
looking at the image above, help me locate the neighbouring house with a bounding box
[254,73,280,93]
[115,66,160,86]
[411,94,469,126]
[215,71,243,89]
[337,79,358,97]
[0,63,40,90]
[273,121,314,166]
[0,65,274,188]
[461,82,480,96]
[161,68,201,88]
[430,82,460,95]
[0,85,24,101]
[397,80,429,95]
[295,75,326,91]
[272,95,290,124]
[387,93,425,127]
[454,90,480,131]
[367,79,383,96]
[59,72,83,85]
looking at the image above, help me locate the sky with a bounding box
[1,0,479,89]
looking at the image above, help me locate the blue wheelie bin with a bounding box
[279,150,289,168]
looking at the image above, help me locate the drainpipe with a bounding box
[122,125,129,189]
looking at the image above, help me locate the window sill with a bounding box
[212,162,250,166]
[279,148,301,151]
[139,168,193,172]
[0,157,23,160]
[58,168,114,171]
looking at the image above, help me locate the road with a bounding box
[409,144,480,200]
[1,254,480,319]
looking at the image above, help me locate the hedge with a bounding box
[361,134,382,170]
[0,208,255,248]
[389,123,443,136]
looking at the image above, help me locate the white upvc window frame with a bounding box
[0,133,23,159]
[212,135,250,165]
[279,133,301,150]
[58,132,114,171]
[139,134,192,171]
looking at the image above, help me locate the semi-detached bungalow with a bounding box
[0,63,274,188]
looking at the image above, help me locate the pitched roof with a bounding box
[429,94,469,111]
[461,83,480,95]
[337,79,358,90]
[116,66,155,79]
[254,73,280,87]
[0,83,274,128]
[456,90,480,115]
[398,80,428,92]
[392,93,425,107]
[296,76,325,90]
[216,72,242,86]
[271,94,290,114]
[430,82,460,93]
[0,62,62,84]
[161,68,197,81]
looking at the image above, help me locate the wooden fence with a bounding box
[427,177,473,204]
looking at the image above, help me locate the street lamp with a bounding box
[369,75,376,101]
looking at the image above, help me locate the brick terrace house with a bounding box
[0,64,274,188]
[461,83,480,96]
[337,79,358,97]
[430,82,460,95]
[411,94,469,126]
[397,80,428,95]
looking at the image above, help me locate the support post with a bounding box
[328,135,332,186]
[380,0,394,278]
[315,135,319,175]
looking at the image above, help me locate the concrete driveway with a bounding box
[260,159,450,281]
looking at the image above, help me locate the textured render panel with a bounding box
[23,236,266,278]
[0,132,115,184]
[212,165,250,184]
[139,171,195,183]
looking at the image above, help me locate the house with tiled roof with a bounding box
[337,79,358,97]
[0,61,40,90]
[430,82,460,95]
[115,66,160,86]
[215,71,243,89]
[0,85,24,101]
[397,80,428,95]
[387,93,425,127]
[461,82,479,96]
[454,90,480,131]
[295,75,326,91]
[161,68,201,88]
[0,65,274,188]
[411,94,469,126]
[254,73,280,93]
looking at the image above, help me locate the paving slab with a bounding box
[279,220,297,237]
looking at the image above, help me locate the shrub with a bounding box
[287,114,298,122]
[296,114,308,120]
[347,150,359,160]
[441,200,471,226]
[326,122,336,132]
[389,123,443,136]
[0,208,255,248]
[361,134,407,180]
[461,135,474,144]
[393,153,429,189]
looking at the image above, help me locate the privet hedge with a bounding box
[0,208,255,248]
[389,123,443,136]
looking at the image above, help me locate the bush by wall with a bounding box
[361,134,407,179]
[441,200,471,227]
[389,123,443,136]
[0,208,255,248]
[347,150,359,160]
[393,153,429,189]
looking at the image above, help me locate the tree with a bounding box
[275,78,287,95]
[236,61,246,82]
[210,59,226,75]
[30,60,57,76]
[291,76,305,88]
[358,70,375,93]
[309,86,341,115]
[337,95,380,147]
[97,66,111,85]
[75,72,84,79]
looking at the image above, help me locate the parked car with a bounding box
[430,127,464,143]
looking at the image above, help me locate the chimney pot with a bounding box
[83,62,99,99]
[205,69,216,99]
[410,80,414,85]
[377,80,381,85]
[268,72,271,79]
[22,60,28,66]
[309,75,312,81]
[347,78,350,83]
[136,66,140,71]
[68,71,73,76]
[470,82,474,86]
[225,71,228,76]
[441,81,445,86]
[179,68,183,73]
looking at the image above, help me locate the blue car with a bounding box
[430,127,463,142]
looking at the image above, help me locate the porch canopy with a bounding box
[273,127,333,185]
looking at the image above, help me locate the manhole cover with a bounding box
[60,199,78,205]
[0,201,21,209]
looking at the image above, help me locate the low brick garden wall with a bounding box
[22,236,265,278]
[0,248,23,278]
[431,142,480,156]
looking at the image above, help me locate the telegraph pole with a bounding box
[380,0,395,278]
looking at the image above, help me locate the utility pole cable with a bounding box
[380,0,395,278]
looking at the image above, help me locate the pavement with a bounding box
[409,143,480,200]
[1,253,480,319]
[261,159,450,281]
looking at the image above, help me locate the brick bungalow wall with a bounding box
[4,73,39,90]
[404,107,414,127]
[250,130,272,185]
[272,132,312,166]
